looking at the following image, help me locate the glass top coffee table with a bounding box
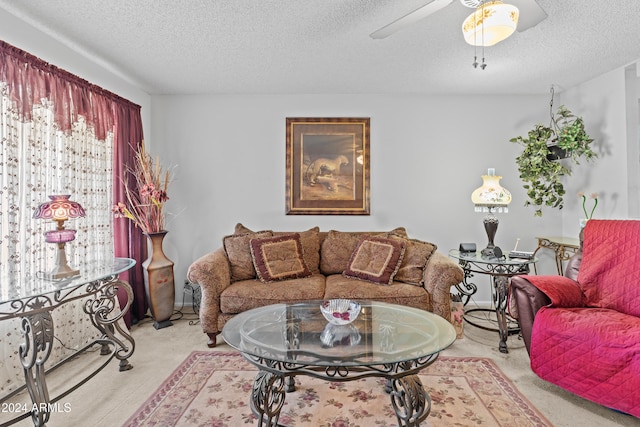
[222,300,456,427]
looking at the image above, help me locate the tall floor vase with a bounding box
[143,231,175,329]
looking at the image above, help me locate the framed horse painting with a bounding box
[286,117,370,215]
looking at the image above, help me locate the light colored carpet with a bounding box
[123,351,552,427]
[5,312,638,426]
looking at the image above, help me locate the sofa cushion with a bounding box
[343,236,406,285]
[375,227,409,239]
[236,223,321,274]
[224,230,273,281]
[234,223,254,234]
[250,234,311,283]
[234,223,255,234]
[390,236,437,286]
[219,274,326,314]
[278,227,320,274]
[324,274,431,310]
[320,231,362,275]
[320,228,408,275]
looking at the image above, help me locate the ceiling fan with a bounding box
[370,0,547,40]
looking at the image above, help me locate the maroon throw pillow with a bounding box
[343,236,406,285]
[250,234,311,283]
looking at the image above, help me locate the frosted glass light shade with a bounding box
[462,1,519,47]
[471,169,512,207]
[33,195,86,221]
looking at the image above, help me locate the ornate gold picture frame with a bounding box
[286,117,370,215]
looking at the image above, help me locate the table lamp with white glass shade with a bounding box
[471,169,511,258]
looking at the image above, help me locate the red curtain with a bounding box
[112,104,148,325]
[0,40,148,325]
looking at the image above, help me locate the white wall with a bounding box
[151,93,568,304]
[559,65,637,237]
[625,63,640,218]
[625,61,640,218]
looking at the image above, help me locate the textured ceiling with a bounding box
[0,0,639,95]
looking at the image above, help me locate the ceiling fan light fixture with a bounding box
[460,0,482,7]
[462,1,519,47]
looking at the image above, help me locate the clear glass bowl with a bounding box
[320,299,361,325]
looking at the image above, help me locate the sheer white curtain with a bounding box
[0,82,114,294]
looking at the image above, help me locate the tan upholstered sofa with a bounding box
[187,224,464,347]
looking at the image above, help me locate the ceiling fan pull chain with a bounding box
[480,3,487,70]
[472,4,479,68]
[473,27,478,68]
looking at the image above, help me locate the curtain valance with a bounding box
[0,40,140,140]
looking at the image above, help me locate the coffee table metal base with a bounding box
[243,353,437,427]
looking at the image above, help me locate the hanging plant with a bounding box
[510,88,597,216]
[551,105,597,162]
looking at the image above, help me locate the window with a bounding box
[0,83,114,293]
[0,41,146,321]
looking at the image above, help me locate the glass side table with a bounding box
[448,250,537,353]
[0,258,136,426]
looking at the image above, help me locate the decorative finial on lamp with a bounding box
[471,169,511,258]
[33,195,86,280]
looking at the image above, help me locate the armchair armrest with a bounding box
[510,276,551,355]
[423,252,464,321]
[187,248,231,346]
[510,275,584,355]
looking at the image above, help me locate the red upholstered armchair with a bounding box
[510,220,640,418]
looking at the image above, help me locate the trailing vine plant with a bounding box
[510,87,597,216]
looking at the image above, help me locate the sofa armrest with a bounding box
[187,248,231,343]
[510,273,585,355]
[423,252,464,322]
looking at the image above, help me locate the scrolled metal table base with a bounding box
[84,277,135,371]
[389,375,430,427]
[20,313,54,427]
[1,274,135,426]
[245,353,437,427]
[250,371,286,427]
[450,251,533,353]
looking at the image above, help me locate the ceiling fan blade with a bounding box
[370,0,455,39]
[510,0,547,31]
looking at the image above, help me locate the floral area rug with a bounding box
[123,351,552,427]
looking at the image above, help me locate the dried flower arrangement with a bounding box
[113,142,171,233]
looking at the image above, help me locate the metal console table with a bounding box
[0,258,136,427]
[533,236,580,275]
[449,250,537,353]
